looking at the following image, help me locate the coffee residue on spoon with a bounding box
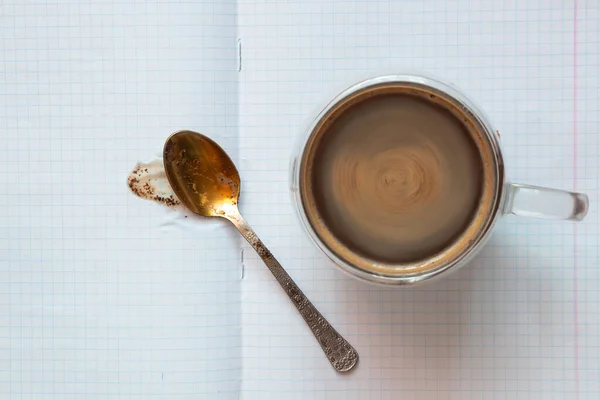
[127,159,182,208]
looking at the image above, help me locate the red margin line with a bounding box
[573,0,580,398]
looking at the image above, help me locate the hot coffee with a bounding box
[305,88,485,263]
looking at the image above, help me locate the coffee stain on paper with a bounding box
[127,159,182,208]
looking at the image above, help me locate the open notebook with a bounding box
[1,1,598,398]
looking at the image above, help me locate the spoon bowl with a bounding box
[164,131,240,218]
[162,130,359,372]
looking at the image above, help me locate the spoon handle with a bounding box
[229,213,359,372]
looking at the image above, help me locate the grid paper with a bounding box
[1,1,241,398]
[1,0,599,399]
[237,0,599,399]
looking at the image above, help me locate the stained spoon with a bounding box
[163,130,359,372]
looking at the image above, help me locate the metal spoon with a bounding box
[163,130,359,372]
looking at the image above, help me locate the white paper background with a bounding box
[238,1,599,399]
[1,0,599,399]
[1,1,241,398]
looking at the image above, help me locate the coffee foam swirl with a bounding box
[331,139,446,237]
[307,92,485,263]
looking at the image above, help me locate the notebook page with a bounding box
[0,1,241,398]
[237,1,599,398]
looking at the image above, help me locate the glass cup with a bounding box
[290,74,589,286]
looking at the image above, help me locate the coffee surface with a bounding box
[310,93,484,263]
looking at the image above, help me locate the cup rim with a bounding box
[290,74,507,286]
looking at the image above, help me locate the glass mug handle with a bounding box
[503,183,589,221]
